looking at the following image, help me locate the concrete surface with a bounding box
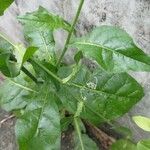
[0,0,150,149]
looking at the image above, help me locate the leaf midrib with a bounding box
[33,88,49,138]
[18,17,57,28]
[64,86,113,123]
[9,79,37,93]
[74,42,149,66]
[67,82,140,99]
[39,31,52,61]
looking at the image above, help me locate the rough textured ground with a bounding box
[0,110,17,150]
[0,0,150,149]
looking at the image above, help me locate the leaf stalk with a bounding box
[30,59,63,84]
[21,66,38,83]
[74,117,85,150]
[56,0,84,67]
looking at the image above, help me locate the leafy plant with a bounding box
[0,0,150,149]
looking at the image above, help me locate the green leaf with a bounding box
[0,77,36,111]
[0,34,17,77]
[18,6,71,32]
[74,132,98,150]
[18,6,71,65]
[137,139,150,150]
[61,116,73,132]
[74,51,83,64]
[0,33,30,77]
[58,66,144,124]
[0,73,36,111]
[133,116,150,132]
[72,25,150,72]
[15,85,61,150]
[0,0,13,15]
[0,71,61,149]
[74,117,85,150]
[73,119,98,150]
[30,59,60,90]
[72,117,98,150]
[62,65,80,84]
[23,47,37,63]
[111,139,137,150]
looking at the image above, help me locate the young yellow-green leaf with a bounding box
[72,26,150,72]
[15,86,61,150]
[111,139,137,150]
[137,139,150,150]
[58,66,144,124]
[133,116,150,132]
[0,0,13,15]
[18,6,71,64]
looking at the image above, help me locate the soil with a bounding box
[0,110,17,150]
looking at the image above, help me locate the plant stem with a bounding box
[56,0,84,67]
[74,117,85,150]
[30,59,63,83]
[21,66,38,83]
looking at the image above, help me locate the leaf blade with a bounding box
[0,0,13,15]
[0,74,35,111]
[137,139,150,150]
[133,116,150,132]
[58,66,144,124]
[72,26,150,72]
[0,33,31,77]
[15,86,61,150]
[18,6,71,64]
[111,139,137,150]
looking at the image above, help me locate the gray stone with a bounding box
[0,0,150,149]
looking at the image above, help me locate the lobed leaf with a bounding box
[18,6,71,64]
[72,26,150,72]
[0,71,61,149]
[15,84,61,150]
